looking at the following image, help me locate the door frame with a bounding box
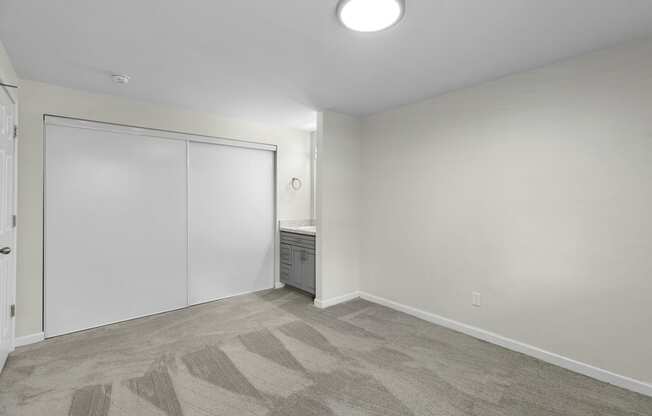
[43,115,279,336]
[0,81,17,361]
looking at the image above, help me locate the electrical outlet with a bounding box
[472,292,481,307]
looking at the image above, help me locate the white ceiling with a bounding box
[2,0,652,130]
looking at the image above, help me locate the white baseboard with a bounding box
[314,291,360,309]
[15,332,45,348]
[274,282,286,289]
[358,291,652,398]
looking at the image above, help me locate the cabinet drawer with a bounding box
[280,265,291,283]
[280,231,315,250]
[280,244,292,265]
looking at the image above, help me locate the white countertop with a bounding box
[280,225,316,236]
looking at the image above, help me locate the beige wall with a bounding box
[0,39,18,101]
[361,39,652,383]
[315,111,361,303]
[17,79,313,337]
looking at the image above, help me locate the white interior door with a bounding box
[45,118,188,337]
[188,141,275,304]
[0,86,16,370]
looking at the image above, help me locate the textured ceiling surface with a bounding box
[2,0,652,129]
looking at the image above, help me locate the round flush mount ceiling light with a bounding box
[337,0,405,32]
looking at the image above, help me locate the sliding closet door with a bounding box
[45,119,188,337]
[189,141,275,304]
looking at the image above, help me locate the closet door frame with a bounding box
[43,115,278,336]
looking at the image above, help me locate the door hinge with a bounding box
[12,214,16,228]
[10,304,15,318]
[13,125,17,139]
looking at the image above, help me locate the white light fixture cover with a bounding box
[337,0,405,33]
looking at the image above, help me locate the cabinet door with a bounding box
[291,248,303,288]
[303,252,316,294]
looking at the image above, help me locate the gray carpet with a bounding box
[0,287,650,415]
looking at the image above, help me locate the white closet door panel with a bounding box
[45,123,187,337]
[189,142,274,304]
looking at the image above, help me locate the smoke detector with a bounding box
[112,74,131,85]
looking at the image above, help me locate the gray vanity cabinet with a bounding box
[280,231,316,295]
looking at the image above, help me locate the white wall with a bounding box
[315,111,361,304]
[361,39,652,385]
[17,79,313,337]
